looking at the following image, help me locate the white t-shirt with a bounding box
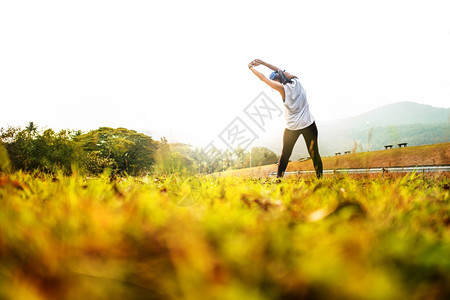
[282,78,314,130]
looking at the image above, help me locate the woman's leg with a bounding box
[277,128,302,178]
[302,122,323,178]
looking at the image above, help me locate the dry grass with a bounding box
[0,171,449,299]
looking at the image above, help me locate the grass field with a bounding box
[0,172,449,300]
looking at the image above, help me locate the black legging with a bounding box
[277,121,323,178]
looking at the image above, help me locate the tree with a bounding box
[0,125,81,173]
[25,122,38,137]
[154,140,196,175]
[246,147,278,167]
[77,127,158,175]
[0,143,11,173]
[233,147,247,169]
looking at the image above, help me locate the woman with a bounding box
[248,59,323,179]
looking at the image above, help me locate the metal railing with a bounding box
[268,165,450,176]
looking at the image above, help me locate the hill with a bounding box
[327,101,448,129]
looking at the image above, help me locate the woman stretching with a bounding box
[248,59,323,179]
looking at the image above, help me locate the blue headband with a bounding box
[269,70,286,80]
[269,71,278,80]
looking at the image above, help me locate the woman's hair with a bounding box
[269,70,292,85]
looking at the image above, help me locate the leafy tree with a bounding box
[154,139,196,175]
[84,151,115,175]
[36,129,81,172]
[77,127,158,175]
[0,125,81,173]
[233,147,247,169]
[246,147,278,167]
[1,125,159,175]
[0,143,11,172]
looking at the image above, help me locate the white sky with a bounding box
[1,0,449,148]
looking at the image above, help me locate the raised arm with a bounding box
[256,59,280,72]
[248,61,285,99]
[252,59,297,80]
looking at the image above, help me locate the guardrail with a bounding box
[268,165,450,176]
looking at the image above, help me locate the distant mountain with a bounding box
[327,101,449,129]
[259,101,449,159]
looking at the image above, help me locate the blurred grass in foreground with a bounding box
[0,172,449,300]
